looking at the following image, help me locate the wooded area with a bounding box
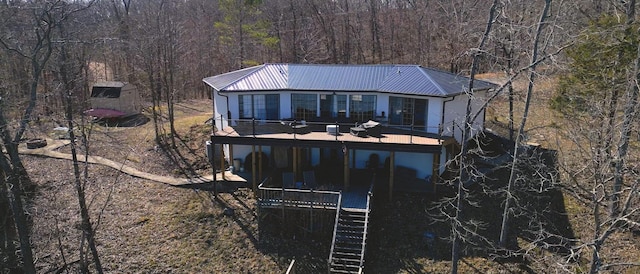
[1,0,639,273]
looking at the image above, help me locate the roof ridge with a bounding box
[421,67,497,90]
[416,66,448,96]
[218,64,267,90]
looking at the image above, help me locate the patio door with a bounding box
[318,147,344,183]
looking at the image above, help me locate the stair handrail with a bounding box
[328,191,343,273]
[359,177,376,270]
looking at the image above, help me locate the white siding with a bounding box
[212,89,229,130]
[442,90,487,143]
[215,89,486,145]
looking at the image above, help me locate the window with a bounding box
[349,95,376,122]
[320,94,347,119]
[91,87,121,98]
[239,94,279,120]
[291,94,317,120]
[389,96,428,129]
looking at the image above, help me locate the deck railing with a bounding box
[359,178,375,270]
[215,116,451,143]
[257,181,341,210]
[327,191,343,273]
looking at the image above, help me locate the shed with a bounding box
[85,81,141,118]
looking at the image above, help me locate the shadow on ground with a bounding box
[94,114,150,127]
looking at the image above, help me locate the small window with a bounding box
[91,87,121,98]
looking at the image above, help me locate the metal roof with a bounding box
[93,81,127,88]
[203,63,497,97]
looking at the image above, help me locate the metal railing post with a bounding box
[293,120,297,140]
[252,118,256,137]
[410,124,414,143]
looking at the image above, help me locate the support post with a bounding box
[344,146,350,189]
[389,151,395,201]
[229,144,234,173]
[252,145,257,192]
[293,147,297,181]
[211,139,217,196]
[259,146,263,183]
[432,151,441,194]
[220,145,226,181]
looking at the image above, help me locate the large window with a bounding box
[320,94,347,119]
[239,94,279,120]
[291,94,317,120]
[389,96,428,129]
[349,95,376,122]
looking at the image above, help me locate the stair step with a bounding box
[332,256,361,263]
[329,267,360,274]
[330,262,361,269]
[339,219,366,224]
[334,251,361,257]
[334,246,363,252]
[340,211,367,218]
[336,231,364,236]
[338,222,364,228]
[330,262,361,268]
[336,237,362,246]
[336,232,363,238]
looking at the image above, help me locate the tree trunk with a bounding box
[451,2,499,273]
[0,100,35,273]
[609,0,637,217]
[57,21,104,272]
[499,0,552,248]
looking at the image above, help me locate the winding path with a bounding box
[18,138,246,186]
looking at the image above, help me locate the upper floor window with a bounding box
[349,95,376,122]
[320,94,347,119]
[389,96,428,130]
[239,94,279,120]
[291,93,317,120]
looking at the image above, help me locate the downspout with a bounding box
[439,96,456,178]
[217,90,231,131]
[441,95,456,136]
[216,90,232,178]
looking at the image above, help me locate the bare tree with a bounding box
[0,2,75,272]
[550,1,640,272]
[498,0,553,248]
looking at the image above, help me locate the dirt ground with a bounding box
[22,95,640,273]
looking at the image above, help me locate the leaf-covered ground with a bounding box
[23,98,639,273]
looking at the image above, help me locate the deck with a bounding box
[257,183,371,212]
[211,119,455,153]
[217,126,443,146]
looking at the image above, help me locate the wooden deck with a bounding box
[216,126,444,146]
[258,183,341,210]
[257,183,371,212]
[341,187,369,211]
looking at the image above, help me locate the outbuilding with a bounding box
[84,81,141,118]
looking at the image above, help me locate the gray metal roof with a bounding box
[203,63,497,97]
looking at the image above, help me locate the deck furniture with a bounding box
[349,126,367,137]
[303,170,317,189]
[326,124,339,135]
[282,172,295,188]
[281,119,310,134]
[361,120,381,137]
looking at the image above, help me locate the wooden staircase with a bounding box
[328,186,372,274]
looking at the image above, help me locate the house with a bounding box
[203,63,496,273]
[83,81,141,119]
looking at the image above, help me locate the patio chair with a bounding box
[282,172,295,188]
[303,170,317,189]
